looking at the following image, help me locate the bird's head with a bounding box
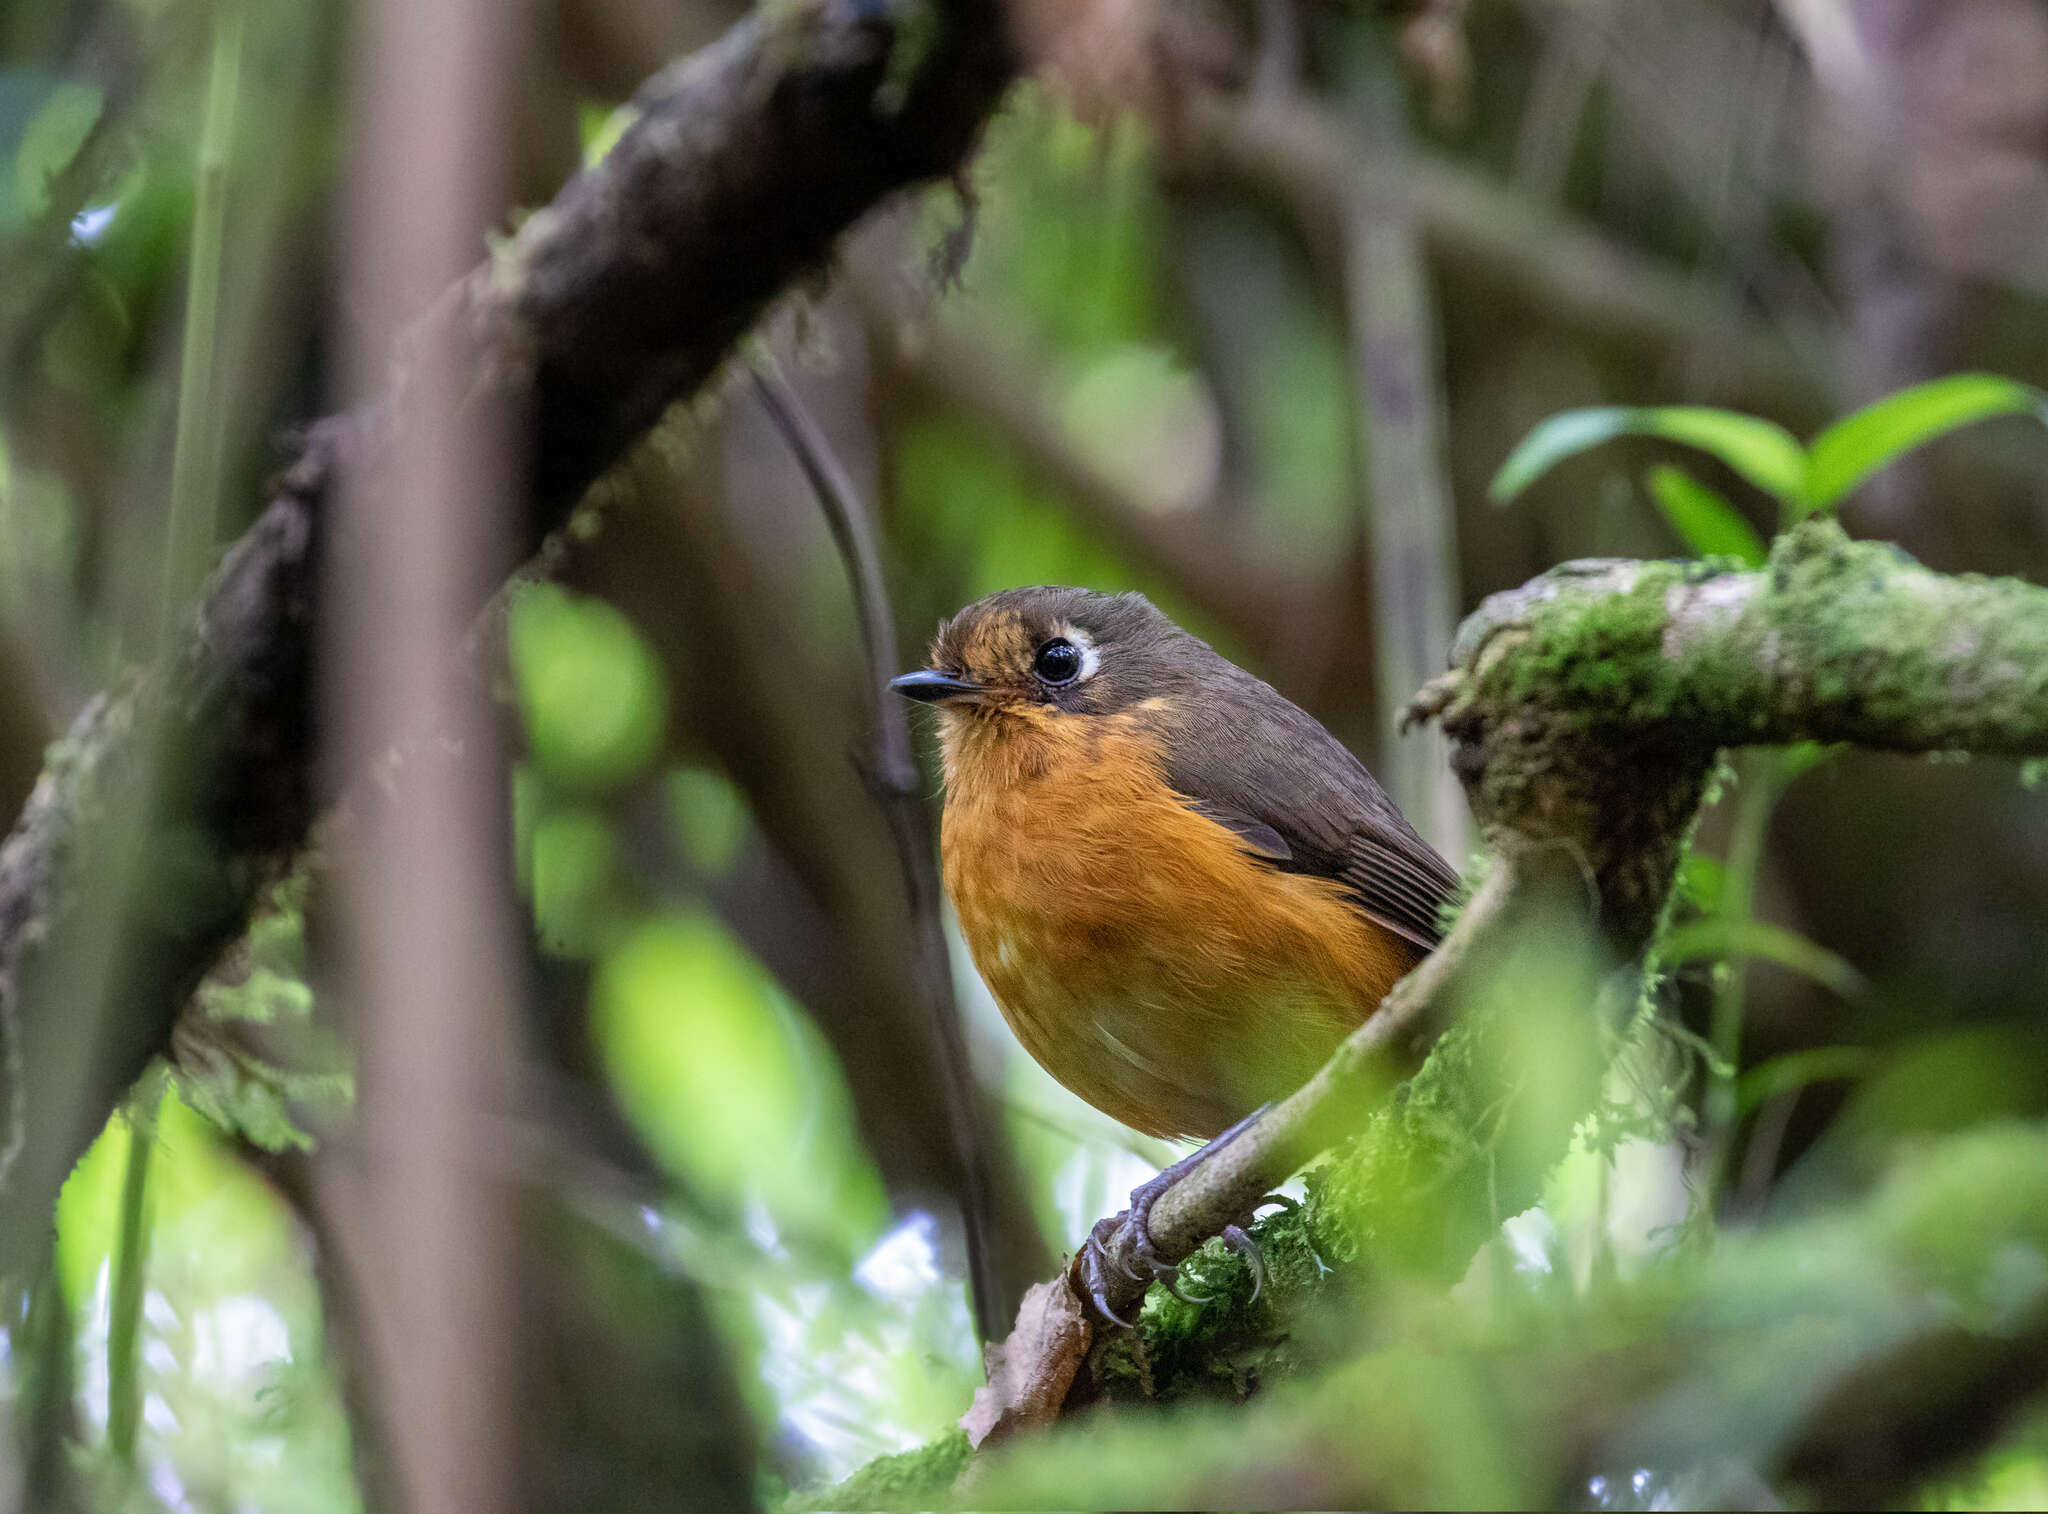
[890,587,1198,723]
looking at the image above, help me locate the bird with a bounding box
[890,586,1460,1321]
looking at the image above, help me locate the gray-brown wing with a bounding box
[1159,665,1461,951]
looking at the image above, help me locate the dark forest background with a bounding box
[2,0,2048,1508]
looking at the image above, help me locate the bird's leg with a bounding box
[1078,1105,1271,1325]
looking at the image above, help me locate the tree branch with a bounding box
[0,0,1017,1281]
[971,517,2048,1432]
[1173,88,1837,422]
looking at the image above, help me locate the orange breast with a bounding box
[939,706,1420,1140]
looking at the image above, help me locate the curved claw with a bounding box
[1079,1226,1139,1329]
[1110,1228,1153,1285]
[1090,1282,1137,1329]
[1077,1106,1279,1329]
[1253,1192,1301,1217]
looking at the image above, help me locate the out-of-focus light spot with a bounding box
[1503,1208,1559,1276]
[192,1295,291,1385]
[854,1211,941,1302]
[69,203,116,245]
[744,1200,783,1258]
[144,1392,180,1435]
[148,1456,189,1510]
[1586,1465,1686,1510]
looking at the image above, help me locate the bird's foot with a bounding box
[1074,1107,1274,1328]
[1076,1212,1161,1327]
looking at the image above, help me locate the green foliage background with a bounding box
[3,1,2048,1509]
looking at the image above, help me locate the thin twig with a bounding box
[748,366,918,796]
[748,361,1008,1343]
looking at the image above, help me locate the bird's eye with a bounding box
[1033,637,1082,685]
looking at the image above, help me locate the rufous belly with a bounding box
[941,711,1419,1140]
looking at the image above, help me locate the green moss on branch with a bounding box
[1461,521,2048,756]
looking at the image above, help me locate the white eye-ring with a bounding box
[1034,625,1099,686]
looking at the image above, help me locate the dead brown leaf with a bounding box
[959,1276,1094,1449]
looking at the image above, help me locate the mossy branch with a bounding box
[866,1122,2048,1511]
[1416,518,2048,947]
[972,517,2048,1440]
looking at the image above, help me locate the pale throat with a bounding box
[937,702,1072,798]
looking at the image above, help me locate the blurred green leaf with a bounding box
[11,78,101,222]
[1661,918,1867,1000]
[1833,1030,2045,1153]
[1805,373,2048,515]
[1644,465,1767,566]
[1736,1045,1879,1116]
[1648,408,1808,507]
[1492,405,1806,511]
[532,807,617,957]
[508,582,667,792]
[1060,342,1215,509]
[667,765,748,876]
[593,913,887,1251]
[1924,1415,2048,1511]
[578,100,637,167]
[1489,407,1636,502]
[1676,852,1728,914]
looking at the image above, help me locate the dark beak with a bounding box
[889,669,985,704]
